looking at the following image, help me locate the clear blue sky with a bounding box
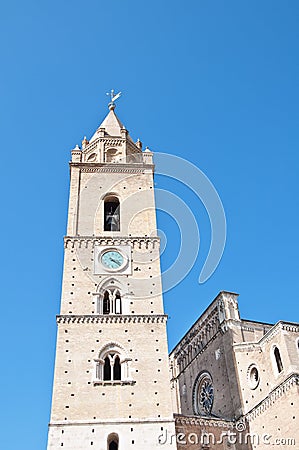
[0,1,298,449]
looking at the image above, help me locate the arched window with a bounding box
[104,356,111,381]
[106,148,119,163]
[107,433,119,450]
[274,347,283,373]
[104,196,120,231]
[102,353,122,381]
[113,356,121,381]
[94,343,133,384]
[103,291,110,315]
[115,291,122,314]
[100,289,122,315]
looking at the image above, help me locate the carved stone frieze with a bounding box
[64,236,160,250]
[173,307,220,361]
[81,166,147,173]
[244,373,299,422]
[83,140,98,154]
[56,314,167,324]
[100,138,124,146]
[174,414,234,429]
[234,321,299,353]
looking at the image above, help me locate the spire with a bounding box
[78,90,149,165]
[90,90,128,141]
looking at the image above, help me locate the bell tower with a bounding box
[47,97,177,449]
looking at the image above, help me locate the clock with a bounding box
[94,245,131,275]
[101,250,125,270]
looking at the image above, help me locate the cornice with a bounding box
[93,380,136,386]
[169,292,238,357]
[64,236,160,250]
[244,373,299,423]
[174,414,234,429]
[69,162,154,173]
[99,138,124,145]
[56,314,168,324]
[234,321,299,352]
[172,307,220,358]
[175,373,298,430]
[49,418,176,427]
[83,137,126,152]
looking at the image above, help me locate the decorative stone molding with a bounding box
[82,137,124,152]
[234,321,299,353]
[174,414,234,429]
[281,322,299,333]
[64,236,160,250]
[93,380,136,386]
[70,162,154,173]
[81,166,149,173]
[83,140,98,153]
[234,343,262,353]
[49,418,176,426]
[173,308,219,354]
[99,138,124,146]
[244,373,299,423]
[172,305,220,373]
[56,314,167,324]
[171,291,240,359]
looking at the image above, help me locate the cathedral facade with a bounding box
[47,101,299,450]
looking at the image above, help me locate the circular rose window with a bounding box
[193,372,214,416]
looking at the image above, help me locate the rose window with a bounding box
[193,372,214,416]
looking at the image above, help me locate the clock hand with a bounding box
[110,257,121,266]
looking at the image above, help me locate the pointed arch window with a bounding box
[104,196,120,231]
[99,289,122,315]
[274,346,283,373]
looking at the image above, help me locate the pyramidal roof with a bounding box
[90,104,130,142]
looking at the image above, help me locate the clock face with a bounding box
[101,250,124,270]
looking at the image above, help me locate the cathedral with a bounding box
[47,98,299,450]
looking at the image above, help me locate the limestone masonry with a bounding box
[47,101,299,450]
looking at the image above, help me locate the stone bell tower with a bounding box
[47,96,177,449]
